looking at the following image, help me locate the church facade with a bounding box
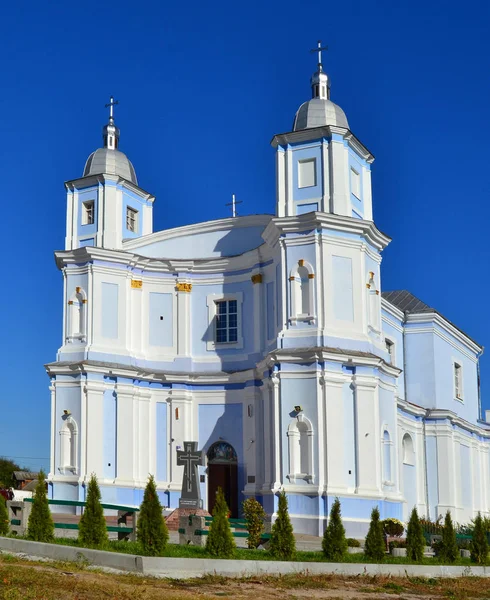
[47,54,490,536]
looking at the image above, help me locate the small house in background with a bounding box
[13,472,38,490]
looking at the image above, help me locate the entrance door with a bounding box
[207,441,238,517]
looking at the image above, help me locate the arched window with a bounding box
[287,414,314,483]
[59,415,78,475]
[67,288,87,343]
[402,433,415,466]
[289,260,315,323]
[382,429,392,484]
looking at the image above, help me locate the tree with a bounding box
[0,458,21,489]
[471,512,489,564]
[242,498,266,549]
[0,495,9,536]
[78,474,108,549]
[206,487,236,558]
[406,507,425,562]
[322,497,348,560]
[269,490,296,561]
[439,510,458,563]
[137,475,169,556]
[26,471,54,542]
[364,506,385,562]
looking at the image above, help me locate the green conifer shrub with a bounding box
[0,495,9,536]
[206,487,236,558]
[406,507,426,562]
[471,512,489,564]
[242,497,266,549]
[364,506,385,562]
[78,474,108,549]
[26,471,54,542]
[439,510,458,563]
[269,490,296,561]
[137,475,169,556]
[322,497,348,560]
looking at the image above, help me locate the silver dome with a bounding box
[83,148,138,185]
[293,98,349,131]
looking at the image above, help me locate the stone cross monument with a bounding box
[177,441,203,509]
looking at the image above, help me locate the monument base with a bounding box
[179,499,203,510]
[165,506,211,531]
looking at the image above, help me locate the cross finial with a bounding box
[310,40,328,72]
[105,96,119,122]
[225,194,243,218]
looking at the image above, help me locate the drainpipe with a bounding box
[422,409,431,518]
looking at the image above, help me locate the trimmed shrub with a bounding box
[78,474,108,549]
[137,475,169,556]
[0,495,9,536]
[439,510,458,563]
[322,497,347,560]
[347,538,361,548]
[471,512,489,564]
[269,490,296,561]
[206,487,236,558]
[406,507,425,562]
[382,517,404,537]
[242,498,265,549]
[364,506,385,562]
[26,471,54,542]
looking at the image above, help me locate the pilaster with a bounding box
[176,278,191,356]
[323,372,348,494]
[435,424,456,514]
[84,380,106,478]
[115,383,136,484]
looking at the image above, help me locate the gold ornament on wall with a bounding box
[251,274,263,284]
[131,280,143,289]
[176,282,192,293]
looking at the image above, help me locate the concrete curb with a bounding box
[0,537,489,579]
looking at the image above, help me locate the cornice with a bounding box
[65,173,155,202]
[381,297,405,322]
[55,241,276,275]
[270,126,375,163]
[122,214,273,252]
[262,212,391,251]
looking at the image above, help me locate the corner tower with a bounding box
[64,97,154,251]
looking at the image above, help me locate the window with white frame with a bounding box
[385,338,395,364]
[82,200,95,225]
[206,293,243,350]
[454,362,463,400]
[298,158,316,189]
[350,167,361,198]
[215,299,238,343]
[126,206,138,232]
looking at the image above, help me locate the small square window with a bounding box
[350,167,361,199]
[298,159,316,189]
[82,200,95,225]
[126,207,138,232]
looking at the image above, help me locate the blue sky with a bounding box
[0,0,489,473]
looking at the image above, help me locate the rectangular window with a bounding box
[454,363,463,400]
[126,207,138,232]
[298,159,316,189]
[385,339,395,364]
[215,299,238,343]
[82,200,94,225]
[350,167,361,199]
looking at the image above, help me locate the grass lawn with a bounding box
[19,536,477,566]
[0,553,488,599]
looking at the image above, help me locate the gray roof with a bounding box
[382,290,433,314]
[83,148,138,185]
[382,290,482,349]
[13,471,38,481]
[293,98,349,131]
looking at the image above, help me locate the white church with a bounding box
[46,46,490,536]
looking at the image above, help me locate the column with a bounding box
[251,273,263,351]
[330,139,350,216]
[115,383,135,485]
[261,381,273,492]
[244,386,258,494]
[323,372,347,494]
[137,389,152,485]
[271,373,282,490]
[353,376,380,495]
[49,383,56,479]
[321,139,331,213]
[176,279,191,356]
[84,381,105,478]
[316,374,326,490]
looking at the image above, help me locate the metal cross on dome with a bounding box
[226,194,242,218]
[105,96,119,121]
[310,40,328,72]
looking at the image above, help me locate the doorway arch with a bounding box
[207,441,238,517]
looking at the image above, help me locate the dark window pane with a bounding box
[229,328,238,342]
[229,300,237,313]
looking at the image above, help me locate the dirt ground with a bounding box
[0,554,489,599]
